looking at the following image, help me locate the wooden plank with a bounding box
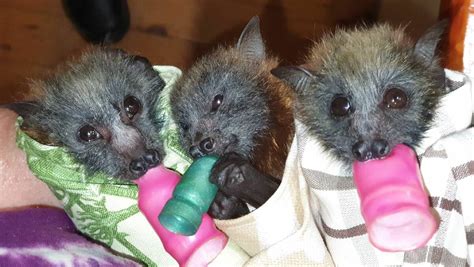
[0,0,66,16]
[0,6,86,66]
[439,0,470,71]
[128,0,377,44]
[0,60,45,103]
[0,0,377,104]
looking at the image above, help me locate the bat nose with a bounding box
[372,139,390,158]
[189,145,205,159]
[143,149,161,168]
[188,137,216,159]
[129,149,161,177]
[129,158,147,176]
[199,137,215,153]
[352,141,370,161]
[352,139,390,161]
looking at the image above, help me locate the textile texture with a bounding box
[16,66,249,266]
[296,69,473,266]
[216,69,473,266]
[0,207,140,266]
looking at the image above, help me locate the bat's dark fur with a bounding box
[171,17,294,219]
[272,21,448,166]
[6,47,166,180]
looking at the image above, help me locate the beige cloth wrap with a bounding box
[216,69,473,266]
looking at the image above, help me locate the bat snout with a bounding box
[129,149,161,177]
[189,137,216,159]
[352,139,390,161]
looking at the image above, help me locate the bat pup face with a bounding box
[171,17,272,160]
[272,22,448,164]
[9,48,167,180]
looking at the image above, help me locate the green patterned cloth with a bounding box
[16,66,249,266]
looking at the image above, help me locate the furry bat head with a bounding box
[171,16,293,171]
[6,47,166,180]
[272,21,448,164]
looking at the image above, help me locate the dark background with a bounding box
[0,0,448,104]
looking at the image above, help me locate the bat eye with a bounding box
[124,95,142,119]
[383,88,408,109]
[78,125,102,142]
[330,95,352,117]
[211,94,224,112]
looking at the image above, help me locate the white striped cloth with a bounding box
[215,69,473,266]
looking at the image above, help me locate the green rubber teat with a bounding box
[159,155,219,235]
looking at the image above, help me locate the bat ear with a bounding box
[236,16,266,61]
[110,48,154,70]
[1,101,61,146]
[271,66,316,95]
[130,54,162,80]
[414,19,449,65]
[131,55,153,70]
[1,101,41,121]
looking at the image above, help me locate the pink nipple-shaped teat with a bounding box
[353,144,438,252]
[134,165,227,266]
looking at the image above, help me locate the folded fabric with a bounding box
[0,207,140,266]
[215,138,334,266]
[16,66,249,266]
[216,69,474,266]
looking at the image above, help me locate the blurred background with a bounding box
[0,0,470,104]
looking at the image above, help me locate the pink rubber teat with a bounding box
[353,144,438,252]
[134,165,227,266]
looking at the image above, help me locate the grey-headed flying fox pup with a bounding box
[5,48,166,180]
[171,17,294,219]
[272,21,448,166]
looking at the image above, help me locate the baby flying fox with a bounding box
[272,21,448,165]
[171,17,294,219]
[6,48,166,180]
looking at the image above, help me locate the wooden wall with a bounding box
[6,0,468,104]
[2,1,468,104]
[0,0,378,104]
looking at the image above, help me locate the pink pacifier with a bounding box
[353,144,438,252]
[134,165,227,267]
